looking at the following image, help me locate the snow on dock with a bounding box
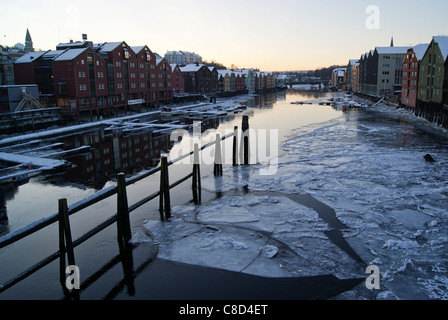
[0,151,66,184]
[0,152,66,170]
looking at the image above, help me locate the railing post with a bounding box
[58,198,78,299]
[117,173,132,251]
[233,126,238,167]
[159,156,171,220]
[192,144,201,204]
[214,134,223,176]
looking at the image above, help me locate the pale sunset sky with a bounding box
[1,0,448,71]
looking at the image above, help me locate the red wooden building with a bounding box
[170,64,185,95]
[402,44,429,108]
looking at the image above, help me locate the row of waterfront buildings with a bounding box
[1,31,277,115]
[333,36,448,127]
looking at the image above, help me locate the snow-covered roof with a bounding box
[14,51,46,64]
[56,41,90,49]
[217,69,233,77]
[53,48,88,61]
[410,43,429,61]
[349,59,359,66]
[376,46,409,55]
[94,42,122,53]
[180,64,205,72]
[433,36,448,61]
[131,46,145,54]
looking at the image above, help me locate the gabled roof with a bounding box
[41,50,65,59]
[375,46,409,55]
[131,46,145,54]
[94,42,123,53]
[433,36,448,61]
[217,69,234,77]
[179,64,205,72]
[14,51,46,64]
[410,43,429,61]
[53,48,89,61]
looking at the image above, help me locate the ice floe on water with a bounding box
[144,193,365,281]
[143,100,448,300]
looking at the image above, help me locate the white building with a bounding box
[165,51,202,66]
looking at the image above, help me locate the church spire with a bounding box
[390,36,394,47]
[25,28,34,53]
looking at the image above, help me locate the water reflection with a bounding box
[57,130,173,189]
[1,89,340,235]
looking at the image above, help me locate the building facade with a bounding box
[170,64,185,95]
[164,51,202,66]
[359,46,408,96]
[401,44,429,108]
[416,36,448,126]
[180,64,217,94]
[331,68,347,90]
[347,59,359,92]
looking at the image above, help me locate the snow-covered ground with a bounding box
[140,95,448,300]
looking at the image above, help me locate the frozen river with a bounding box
[1,87,447,300]
[143,91,448,300]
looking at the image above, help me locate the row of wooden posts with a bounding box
[55,115,251,296]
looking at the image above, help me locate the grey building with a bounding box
[360,46,408,96]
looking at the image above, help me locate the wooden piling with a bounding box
[242,116,249,165]
[214,134,223,176]
[233,126,238,167]
[192,144,201,204]
[117,173,132,249]
[159,156,171,220]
